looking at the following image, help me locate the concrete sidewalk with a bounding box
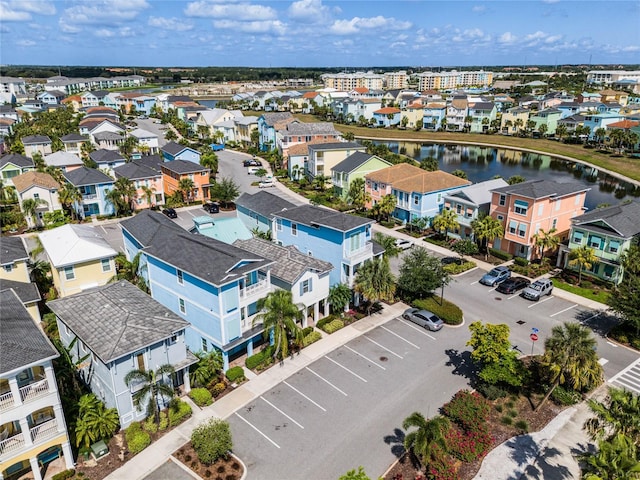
[104,301,409,480]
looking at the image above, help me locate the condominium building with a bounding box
[586,70,640,85]
[320,72,384,91]
[383,71,409,90]
[416,70,493,91]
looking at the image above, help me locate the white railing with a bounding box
[0,433,26,457]
[0,391,14,412]
[83,193,97,200]
[241,279,268,298]
[30,419,58,444]
[343,242,373,260]
[20,379,49,403]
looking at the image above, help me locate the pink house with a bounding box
[364,163,422,208]
[489,179,589,260]
[113,161,164,210]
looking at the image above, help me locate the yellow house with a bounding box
[402,101,425,129]
[39,224,117,298]
[500,107,531,135]
[0,237,30,283]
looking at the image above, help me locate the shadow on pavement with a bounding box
[575,310,620,338]
[444,348,478,381]
[516,446,571,480]
[383,427,406,458]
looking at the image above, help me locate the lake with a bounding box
[374,141,640,211]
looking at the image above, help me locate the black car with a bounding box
[243,159,261,167]
[162,208,177,219]
[496,277,531,294]
[203,202,220,214]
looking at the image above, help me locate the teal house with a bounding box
[331,152,391,200]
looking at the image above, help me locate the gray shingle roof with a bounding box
[282,122,339,135]
[332,152,377,173]
[0,289,57,375]
[260,112,293,126]
[161,159,208,174]
[274,204,373,232]
[161,141,189,156]
[1,236,28,265]
[90,149,125,164]
[0,153,34,168]
[490,179,590,200]
[234,238,332,284]
[60,133,87,142]
[22,135,51,145]
[114,162,161,181]
[235,191,297,219]
[120,210,185,247]
[134,154,164,172]
[93,131,123,141]
[0,279,40,304]
[48,281,189,364]
[572,201,640,238]
[308,141,362,152]
[63,166,114,186]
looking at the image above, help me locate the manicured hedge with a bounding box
[225,366,245,383]
[489,248,513,261]
[301,326,315,337]
[320,319,344,334]
[245,346,274,370]
[513,257,529,267]
[303,330,322,346]
[189,387,213,407]
[413,296,463,325]
[315,315,336,330]
[168,399,192,426]
[443,261,476,275]
[125,423,151,454]
[52,470,75,480]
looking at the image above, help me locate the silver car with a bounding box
[402,308,444,331]
[521,279,553,301]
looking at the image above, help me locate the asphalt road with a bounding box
[134,118,170,147]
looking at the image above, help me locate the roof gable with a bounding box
[39,224,117,267]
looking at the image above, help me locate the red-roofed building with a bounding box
[606,119,640,131]
[372,107,401,127]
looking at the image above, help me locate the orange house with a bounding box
[161,160,211,203]
[489,179,589,260]
[364,163,424,208]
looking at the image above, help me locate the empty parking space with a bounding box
[610,358,640,395]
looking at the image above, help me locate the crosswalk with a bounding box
[609,357,640,394]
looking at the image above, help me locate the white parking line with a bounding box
[186,210,196,217]
[398,319,436,340]
[100,225,108,235]
[363,336,403,359]
[305,367,348,396]
[609,357,640,384]
[598,358,609,366]
[581,311,602,324]
[488,286,498,293]
[260,396,304,429]
[550,303,578,318]
[470,281,479,285]
[283,381,326,411]
[344,345,386,370]
[508,293,521,300]
[381,326,420,349]
[234,412,280,449]
[606,341,619,348]
[325,356,367,382]
[527,296,554,308]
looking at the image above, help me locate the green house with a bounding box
[559,201,640,284]
[331,152,392,200]
[0,153,34,187]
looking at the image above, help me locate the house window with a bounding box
[555,199,561,211]
[291,223,298,236]
[177,269,184,285]
[3,264,13,273]
[508,220,517,234]
[518,224,527,238]
[201,337,208,352]
[101,259,111,272]
[437,193,442,202]
[552,219,557,229]
[588,235,603,250]
[572,231,584,244]
[414,195,419,205]
[64,266,75,280]
[169,334,178,345]
[538,204,544,216]
[499,194,506,206]
[609,240,620,254]
[514,200,528,216]
[277,219,282,231]
[179,298,186,314]
[497,215,504,221]
[373,182,378,192]
[456,204,462,214]
[33,193,40,199]
[301,278,312,294]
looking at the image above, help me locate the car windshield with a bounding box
[530,283,543,291]
[488,269,501,276]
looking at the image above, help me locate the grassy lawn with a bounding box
[551,278,611,304]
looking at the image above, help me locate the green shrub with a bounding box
[495,405,503,413]
[505,400,515,409]
[245,346,274,370]
[315,315,335,330]
[443,261,476,275]
[191,419,233,465]
[125,424,151,455]
[303,331,322,346]
[142,417,158,433]
[158,411,169,431]
[189,387,213,407]
[442,390,490,433]
[413,296,463,325]
[380,220,396,228]
[514,420,529,432]
[225,366,245,383]
[514,257,529,267]
[476,382,509,401]
[52,470,75,480]
[507,409,518,418]
[501,416,513,425]
[168,399,192,426]
[551,386,582,406]
[301,326,314,337]
[321,319,344,334]
[489,248,513,261]
[211,382,226,397]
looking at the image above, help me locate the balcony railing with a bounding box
[0,433,25,457]
[20,379,49,403]
[31,419,58,444]
[82,193,98,200]
[0,391,14,412]
[240,279,268,298]
[343,242,373,262]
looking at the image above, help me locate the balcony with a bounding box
[30,418,58,444]
[343,242,373,264]
[20,379,49,403]
[0,391,13,412]
[240,279,269,299]
[82,193,98,200]
[0,433,25,458]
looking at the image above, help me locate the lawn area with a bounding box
[551,278,611,304]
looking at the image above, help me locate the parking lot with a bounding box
[229,315,471,480]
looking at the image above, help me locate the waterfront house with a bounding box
[331,152,392,200]
[372,107,401,128]
[500,107,530,135]
[468,101,497,133]
[422,103,447,130]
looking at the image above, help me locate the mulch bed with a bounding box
[174,443,244,480]
[383,393,564,480]
[74,432,129,480]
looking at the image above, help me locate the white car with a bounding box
[247,166,260,175]
[394,238,413,250]
[258,178,276,188]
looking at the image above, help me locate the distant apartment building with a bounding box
[586,70,640,86]
[384,71,409,90]
[321,72,384,91]
[416,70,493,91]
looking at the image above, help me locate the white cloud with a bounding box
[212,19,286,35]
[622,45,640,52]
[0,2,31,21]
[148,16,194,31]
[59,20,81,34]
[545,34,562,44]
[16,39,36,46]
[329,16,411,35]
[499,32,518,44]
[542,0,560,3]
[18,1,56,15]
[62,0,149,25]
[184,1,276,20]
[288,0,332,21]
[94,28,115,38]
[472,5,486,13]
[0,0,56,21]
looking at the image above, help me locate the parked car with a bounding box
[394,238,413,250]
[243,159,261,167]
[203,201,220,213]
[402,308,444,331]
[162,208,177,219]
[479,266,511,286]
[258,178,276,188]
[521,279,554,301]
[247,166,261,175]
[496,277,531,294]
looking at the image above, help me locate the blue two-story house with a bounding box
[236,190,297,234]
[271,204,380,287]
[160,141,201,163]
[63,166,114,217]
[257,112,294,151]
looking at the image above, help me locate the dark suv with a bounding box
[203,202,220,214]
[162,208,177,219]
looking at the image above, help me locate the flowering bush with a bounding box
[427,445,458,480]
[445,427,493,462]
[442,390,490,432]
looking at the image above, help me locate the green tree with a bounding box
[200,151,218,176]
[210,176,240,208]
[373,232,400,259]
[191,418,232,465]
[378,194,397,222]
[353,257,396,314]
[177,177,196,204]
[339,466,371,480]
[581,433,640,480]
[190,350,223,389]
[28,259,52,295]
[397,248,450,301]
[471,215,504,260]
[584,387,640,444]
[342,131,355,141]
[432,209,459,239]
[450,239,479,264]
[124,364,176,424]
[402,412,450,465]
[555,124,568,141]
[532,227,560,261]
[507,175,526,185]
[347,177,370,212]
[536,322,603,411]
[21,197,48,228]
[253,289,303,361]
[113,252,148,292]
[609,246,640,335]
[140,185,156,208]
[538,123,548,137]
[165,129,178,142]
[467,322,524,387]
[75,393,120,448]
[420,157,439,171]
[451,169,468,179]
[568,245,598,285]
[328,283,351,314]
[58,182,82,220]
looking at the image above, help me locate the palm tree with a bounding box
[584,387,640,444]
[594,128,607,149]
[58,182,82,220]
[472,215,504,260]
[568,245,598,286]
[402,412,450,465]
[124,364,176,424]
[514,118,524,135]
[328,283,352,314]
[555,124,568,142]
[178,177,196,204]
[432,209,459,239]
[532,227,560,262]
[580,433,640,480]
[140,185,156,209]
[28,259,52,295]
[373,232,401,259]
[536,322,603,411]
[190,350,223,388]
[21,197,48,228]
[538,124,548,137]
[353,257,396,315]
[253,289,303,361]
[378,194,397,222]
[75,393,120,448]
[347,177,370,211]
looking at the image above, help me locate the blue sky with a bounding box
[1,0,639,67]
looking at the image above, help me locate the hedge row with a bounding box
[320,319,344,334]
[414,296,463,325]
[245,346,275,370]
[443,261,476,275]
[225,366,245,383]
[316,314,337,330]
[125,423,151,455]
[489,248,513,261]
[303,330,322,346]
[169,399,192,426]
[189,387,213,407]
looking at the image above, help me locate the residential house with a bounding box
[194,108,236,139]
[529,108,562,136]
[372,107,401,128]
[120,211,275,370]
[0,278,41,323]
[401,101,424,129]
[0,154,34,187]
[257,112,295,151]
[161,160,210,203]
[89,149,126,176]
[556,102,583,119]
[113,161,165,210]
[468,101,497,133]
[63,167,115,218]
[331,152,392,199]
[0,118,15,139]
[234,116,259,146]
[60,95,82,112]
[93,131,124,152]
[489,180,590,260]
[39,224,118,298]
[48,281,196,428]
[114,93,156,115]
[235,238,333,324]
[160,141,201,164]
[500,107,530,135]
[286,142,310,179]
[443,178,508,239]
[558,114,585,134]
[306,142,366,179]
[559,201,640,284]
[277,121,342,156]
[0,289,74,480]
[236,190,297,234]
[21,136,52,157]
[192,216,252,243]
[59,133,86,154]
[12,172,62,228]
[43,151,83,173]
[129,128,159,154]
[599,89,630,107]
[422,103,447,130]
[606,119,640,149]
[80,91,113,109]
[0,236,30,284]
[272,204,379,287]
[37,91,65,105]
[584,112,625,139]
[446,96,469,131]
